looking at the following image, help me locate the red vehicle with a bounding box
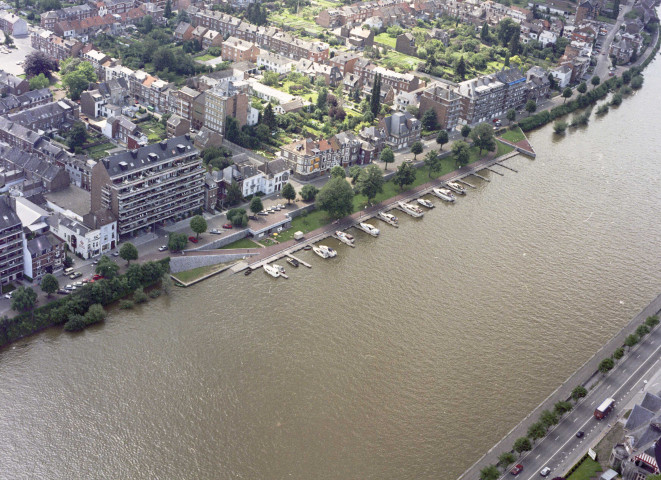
[222,223,233,229]
[594,398,615,419]
[511,464,523,476]
[188,236,198,243]
[92,274,103,281]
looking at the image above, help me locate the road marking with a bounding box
[536,454,541,459]
[573,418,578,422]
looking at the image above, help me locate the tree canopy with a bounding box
[316,177,354,219]
[356,164,384,204]
[24,51,58,78]
[380,146,395,170]
[424,150,442,178]
[330,165,346,179]
[11,286,37,312]
[452,141,471,167]
[469,123,496,154]
[281,183,296,203]
[436,130,449,150]
[190,215,207,239]
[29,73,50,91]
[96,255,119,279]
[249,196,264,215]
[119,242,139,265]
[410,141,424,159]
[300,184,319,202]
[168,232,188,252]
[393,161,417,190]
[40,274,59,297]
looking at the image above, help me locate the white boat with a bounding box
[263,264,280,277]
[417,198,434,209]
[398,202,425,218]
[378,211,399,227]
[447,181,466,195]
[432,188,456,202]
[313,245,337,258]
[336,231,355,245]
[359,222,380,236]
[273,264,286,275]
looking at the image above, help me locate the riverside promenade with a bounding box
[457,292,661,480]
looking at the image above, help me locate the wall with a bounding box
[170,252,255,272]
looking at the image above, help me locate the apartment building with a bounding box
[31,29,84,62]
[204,82,252,135]
[90,135,205,237]
[0,197,24,285]
[49,209,117,259]
[419,82,463,130]
[168,86,201,122]
[23,234,64,281]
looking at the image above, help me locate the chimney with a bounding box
[130,149,138,158]
[184,133,191,141]
[102,158,110,169]
[159,139,168,150]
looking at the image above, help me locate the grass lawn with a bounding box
[260,238,278,246]
[195,53,217,62]
[380,50,421,70]
[567,458,602,480]
[84,142,116,160]
[171,263,227,284]
[219,238,262,249]
[276,209,330,241]
[269,11,324,35]
[499,126,526,144]
[374,33,397,48]
[140,119,166,143]
[496,141,515,157]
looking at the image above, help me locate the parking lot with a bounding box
[0,30,36,76]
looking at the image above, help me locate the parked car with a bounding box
[69,272,82,279]
[188,236,198,243]
[222,223,233,229]
[112,251,120,257]
[3,291,13,299]
[158,245,168,251]
[92,259,99,265]
[64,267,74,275]
[210,229,221,234]
[92,274,103,281]
[65,284,74,290]
[576,430,584,438]
[57,289,69,295]
[540,467,551,477]
[511,464,523,476]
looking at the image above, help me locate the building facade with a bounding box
[0,198,24,285]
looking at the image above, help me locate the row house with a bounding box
[173,21,194,41]
[0,117,66,160]
[102,115,144,146]
[295,59,343,87]
[62,156,96,191]
[525,66,551,102]
[353,60,421,94]
[166,114,190,138]
[31,29,84,62]
[79,48,112,78]
[229,155,289,198]
[90,135,205,237]
[0,12,28,35]
[0,70,29,96]
[0,197,24,285]
[257,51,297,74]
[0,144,70,192]
[222,36,260,63]
[53,14,119,41]
[23,234,65,281]
[279,130,370,179]
[0,88,53,116]
[95,0,137,16]
[329,52,361,76]
[338,26,374,49]
[168,86,202,123]
[378,111,421,149]
[49,209,117,259]
[40,4,96,30]
[6,100,79,133]
[80,77,130,118]
[315,0,409,28]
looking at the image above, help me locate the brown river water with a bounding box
[1,60,660,480]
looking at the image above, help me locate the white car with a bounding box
[158,245,168,251]
[3,291,13,299]
[209,229,221,235]
[540,467,551,477]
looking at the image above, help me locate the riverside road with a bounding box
[459,293,661,480]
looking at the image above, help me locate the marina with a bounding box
[358,222,381,236]
[446,182,467,195]
[417,198,435,209]
[335,231,356,247]
[377,211,399,227]
[431,188,456,202]
[398,202,425,218]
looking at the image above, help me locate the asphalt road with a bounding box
[502,322,661,480]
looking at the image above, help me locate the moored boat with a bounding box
[273,264,286,275]
[447,181,466,195]
[336,230,355,245]
[378,211,399,227]
[359,222,380,236]
[398,202,425,218]
[263,264,280,277]
[313,245,337,258]
[417,198,434,209]
[432,188,456,202]
[303,245,312,251]
[286,257,299,268]
[244,268,253,276]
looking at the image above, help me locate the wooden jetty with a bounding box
[496,162,518,173]
[457,179,476,189]
[286,253,311,268]
[472,172,491,182]
[486,167,504,176]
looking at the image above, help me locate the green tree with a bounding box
[498,452,516,469]
[380,146,394,170]
[316,177,354,218]
[469,122,496,154]
[631,75,644,89]
[636,324,650,337]
[261,102,277,130]
[410,141,423,160]
[513,437,532,454]
[548,73,557,90]
[591,75,601,87]
[164,0,172,18]
[11,286,37,312]
[481,22,490,43]
[613,347,624,360]
[330,165,345,179]
[480,465,500,480]
[508,29,520,55]
[66,122,87,150]
[249,196,264,215]
[424,150,441,178]
[348,165,362,185]
[262,71,279,87]
[24,51,58,78]
[452,140,470,167]
[525,99,537,116]
[554,121,568,135]
[370,74,381,116]
[317,87,328,110]
[282,182,296,204]
[527,421,547,442]
[190,215,207,239]
[356,164,384,204]
[612,0,620,17]
[225,181,242,206]
[622,70,632,84]
[461,125,471,139]
[497,18,519,46]
[540,409,559,428]
[562,87,572,103]
[29,73,50,90]
[598,357,615,374]
[554,401,573,416]
[62,70,89,101]
[95,255,119,279]
[436,130,449,150]
[577,82,588,94]
[455,56,467,80]
[40,273,59,298]
[506,109,516,122]
[393,161,417,190]
[227,208,248,227]
[571,385,588,401]
[645,315,659,327]
[224,116,241,143]
[300,184,319,202]
[119,242,138,265]
[422,109,439,131]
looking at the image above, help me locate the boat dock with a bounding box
[457,179,476,189]
[286,254,311,268]
[334,234,356,247]
[377,216,399,228]
[496,162,518,173]
[485,167,504,176]
[471,172,491,182]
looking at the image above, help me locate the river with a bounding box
[1,62,661,480]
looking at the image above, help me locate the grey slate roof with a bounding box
[640,391,661,413]
[625,404,656,431]
[27,233,60,257]
[0,196,21,230]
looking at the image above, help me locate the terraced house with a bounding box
[90,135,205,237]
